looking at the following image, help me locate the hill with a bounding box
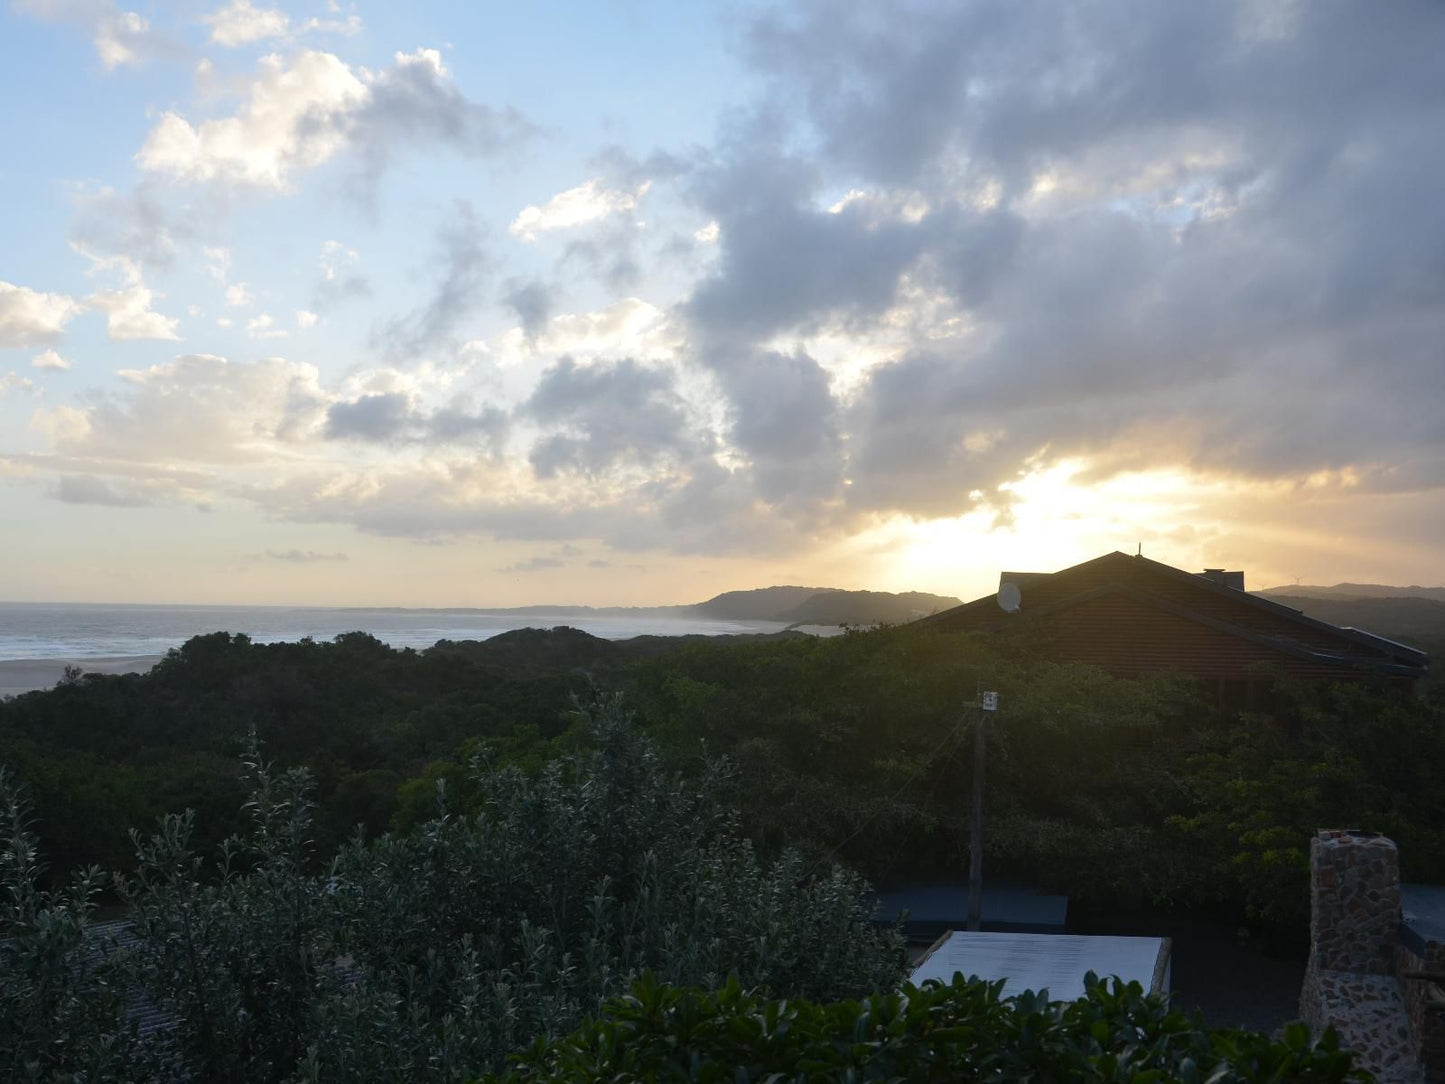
[1259,582,1445,602]
[689,586,961,624]
[434,586,963,627]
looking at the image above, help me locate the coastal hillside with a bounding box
[1259,582,1445,602]
[689,586,961,624]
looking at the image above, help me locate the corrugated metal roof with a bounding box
[910,931,1170,999]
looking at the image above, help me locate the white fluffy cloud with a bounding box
[88,283,181,341]
[0,281,84,347]
[509,179,650,241]
[137,50,367,188]
[246,313,287,339]
[0,372,39,398]
[136,46,523,191]
[501,298,680,364]
[46,354,328,463]
[14,0,165,69]
[31,349,72,371]
[202,0,361,47]
[80,256,180,342]
[202,0,289,46]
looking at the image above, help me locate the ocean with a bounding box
[0,601,798,662]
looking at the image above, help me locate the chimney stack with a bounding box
[1200,568,1245,590]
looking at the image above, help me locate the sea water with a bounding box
[0,601,796,662]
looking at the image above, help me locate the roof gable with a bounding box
[919,551,1427,679]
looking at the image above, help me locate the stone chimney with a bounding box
[1309,829,1402,975]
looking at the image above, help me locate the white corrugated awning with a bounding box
[909,931,1170,1000]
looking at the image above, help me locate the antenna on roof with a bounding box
[1136,542,1142,557]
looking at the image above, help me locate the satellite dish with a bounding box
[996,581,1022,614]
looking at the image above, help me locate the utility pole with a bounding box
[967,690,997,931]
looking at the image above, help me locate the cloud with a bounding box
[714,348,843,508]
[502,279,552,341]
[0,281,84,347]
[224,283,253,308]
[202,0,362,47]
[655,0,1445,533]
[295,309,318,329]
[136,50,365,188]
[322,392,411,441]
[253,548,349,562]
[40,354,328,463]
[202,0,289,46]
[31,349,72,371]
[374,201,489,356]
[135,47,527,192]
[86,280,180,341]
[0,372,39,398]
[14,0,169,69]
[323,390,508,449]
[522,298,679,362]
[496,554,564,574]
[510,179,649,241]
[54,473,152,506]
[314,239,369,308]
[524,356,707,480]
[68,185,185,271]
[246,313,287,339]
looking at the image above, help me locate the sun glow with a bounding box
[868,461,1216,600]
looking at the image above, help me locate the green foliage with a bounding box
[3,621,1441,946]
[0,767,153,1082]
[3,698,903,1081]
[491,972,1368,1083]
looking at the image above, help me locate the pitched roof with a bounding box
[918,551,1428,681]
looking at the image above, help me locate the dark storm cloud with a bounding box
[325,392,411,441]
[667,0,1445,525]
[523,356,705,479]
[712,348,843,506]
[685,148,926,343]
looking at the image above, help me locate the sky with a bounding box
[1,0,1443,608]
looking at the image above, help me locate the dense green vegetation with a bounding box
[1,621,1441,944]
[3,621,1435,1078]
[493,973,1366,1083]
[2,701,902,1081]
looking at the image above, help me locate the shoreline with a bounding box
[0,655,165,698]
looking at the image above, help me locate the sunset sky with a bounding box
[2,0,1443,607]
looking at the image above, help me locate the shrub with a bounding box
[494,972,1369,1083]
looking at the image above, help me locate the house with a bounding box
[917,551,1428,697]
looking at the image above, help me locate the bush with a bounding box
[4,697,905,1081]
[494,972,1369,1083]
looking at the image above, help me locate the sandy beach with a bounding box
[0,655,165,698]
